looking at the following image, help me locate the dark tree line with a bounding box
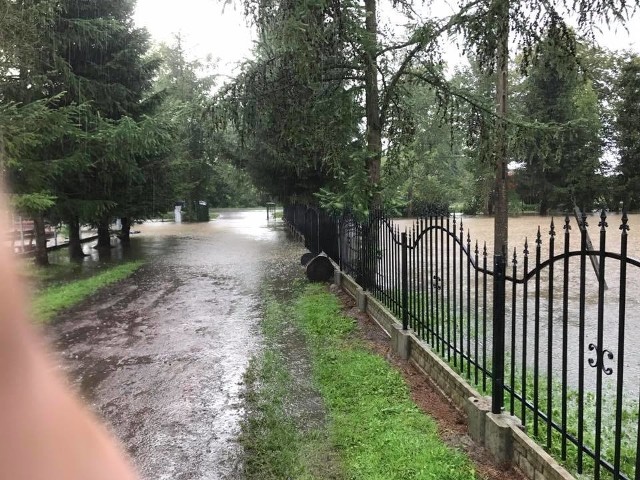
[1,1,259,265]
[213,0,639,256]
[3,0,639,265]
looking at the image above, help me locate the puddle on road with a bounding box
[49,210,311,480]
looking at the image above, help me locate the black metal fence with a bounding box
[284,204,640,480]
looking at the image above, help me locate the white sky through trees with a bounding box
[133,0,640,76]
[133,0,255,78]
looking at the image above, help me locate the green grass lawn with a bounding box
[31,260,144,323]
[242,283,477,479]
[298,285,476,480]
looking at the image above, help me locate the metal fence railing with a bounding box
[284,204,640,480]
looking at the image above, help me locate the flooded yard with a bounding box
[393,212,640,396]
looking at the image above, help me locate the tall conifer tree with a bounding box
[615,54,640,209]
[515,28,602,214]
[50,0,164,256]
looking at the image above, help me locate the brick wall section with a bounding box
[336,271,576,480]
[409,336,482,411]
[362,295,394,337]
[511,428,575,480]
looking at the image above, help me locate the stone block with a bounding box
[464,396,491,445]
[484,413,515,467]
[519,456,535,479]
[356,287,367,311]
[391,324,411,360]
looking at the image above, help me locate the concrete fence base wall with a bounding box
[336,270,575,480]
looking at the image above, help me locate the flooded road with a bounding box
[48,210,305,480]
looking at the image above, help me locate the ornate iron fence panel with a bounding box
[405,214,494,392]
[283,204,640,480]
[503,211,640,480]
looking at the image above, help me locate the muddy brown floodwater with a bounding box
[48,210,305,480]
[394,213,640,396]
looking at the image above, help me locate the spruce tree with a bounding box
[615,54,640,210]
[515,28,603,214]
[50,0,165,256]
[1,0,88,265]
[155,37,216,221]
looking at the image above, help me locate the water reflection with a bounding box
[46,209,278,283]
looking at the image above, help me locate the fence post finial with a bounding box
[620,210,629,234]
[599,209,608,231]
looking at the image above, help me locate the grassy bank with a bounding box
[241,291,344,479]
[31,260,144,323]
[298,285,476,479]
[242,284,477,479]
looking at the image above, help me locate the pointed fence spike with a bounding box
[549,217,556,237]
[581,207,588,228]
[599,208,608,230]
[564,214,571,230]
[524,237,529,256]
[621,210,630,233]
[536,226,542,245]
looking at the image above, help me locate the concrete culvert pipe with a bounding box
[305,255,335,283]
[300,252,315,266]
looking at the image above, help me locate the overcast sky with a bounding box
[134,0,640,78]
[133,0,255,78]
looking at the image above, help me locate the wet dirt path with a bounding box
[48,210,306,480]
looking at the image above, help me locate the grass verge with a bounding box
[297,284,477,480]
[241,293,344,479]
[31,260,144,323]
[243,283,478,479]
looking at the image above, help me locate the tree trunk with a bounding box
[68,216,86,261]
[486,194,495,216]
[493,0,509,257]
[539,197,549,216]
[119,217,131,245]
[185,196,193,222]
[96,216,111,250]
[32,214,49,267]
[490,0,510,416]
[364,0,382,202]
[360,0,383,291]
